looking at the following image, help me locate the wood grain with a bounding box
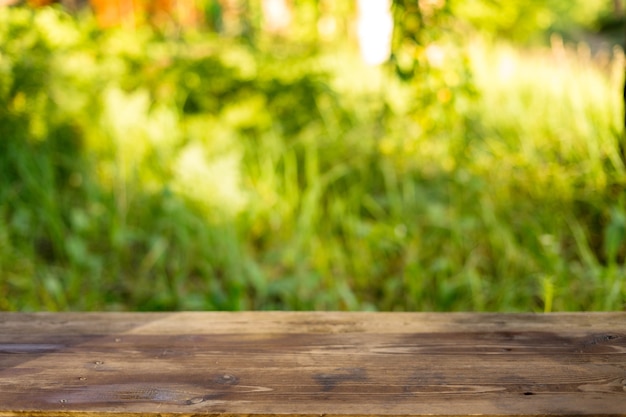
[0,312,624,416]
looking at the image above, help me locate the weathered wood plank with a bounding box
[0,312,624,416]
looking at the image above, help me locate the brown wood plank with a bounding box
[0,312,624,416]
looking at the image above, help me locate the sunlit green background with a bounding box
[0,0,624,311]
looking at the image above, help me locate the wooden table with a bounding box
[1,312,625,416]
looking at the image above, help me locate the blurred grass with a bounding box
[0,7,624,311]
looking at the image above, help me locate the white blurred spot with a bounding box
[357,0,394,66]
[425,44,445,68]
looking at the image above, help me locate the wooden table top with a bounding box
[0,312,625,416]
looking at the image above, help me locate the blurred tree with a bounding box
[219,0,249,35]
[1,0,87,8]
[391,0,451,80]
[390,0,475,147]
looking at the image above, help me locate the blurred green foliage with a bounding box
[452,0,615,43]
[0,3,624,311]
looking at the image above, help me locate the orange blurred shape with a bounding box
[90,0,200,29]
[27,0,57,6]
[148,0,201,28]
[90,0,140,28]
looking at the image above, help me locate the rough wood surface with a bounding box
[0,312,625,416]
